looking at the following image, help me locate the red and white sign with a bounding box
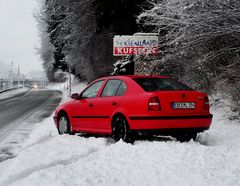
[113,35,159,56]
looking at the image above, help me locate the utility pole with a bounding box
[9,62,14,88]
[0,78,2,90]
[18,65,20,87]
[22,74,25,86]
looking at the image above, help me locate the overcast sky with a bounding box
[0,0,42,75]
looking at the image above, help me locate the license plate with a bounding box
[172,102,195,109]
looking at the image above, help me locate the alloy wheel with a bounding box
[58,115,69,135]
[112,115,134,143]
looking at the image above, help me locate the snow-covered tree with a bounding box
[36,0,146,82]
[138,0,240,112]
[36,0,114,82]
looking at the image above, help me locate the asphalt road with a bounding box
[0,88,62,130]
[0,88,62,162]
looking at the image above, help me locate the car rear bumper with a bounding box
[128,114,213,131]
[133,127,210,136]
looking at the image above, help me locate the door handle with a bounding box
[112,101,117,106]
[89,103,94,107]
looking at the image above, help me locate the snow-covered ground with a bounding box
[0,82,239,186]
[0,87,30,100]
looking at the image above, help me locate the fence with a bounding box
[0,87,24,95]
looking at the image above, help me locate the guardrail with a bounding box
[0,87,24,94]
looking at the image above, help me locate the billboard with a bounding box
[113,35,159,56]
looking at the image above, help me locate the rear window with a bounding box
[133,78,193,92]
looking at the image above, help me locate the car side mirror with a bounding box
[71,93,79,100]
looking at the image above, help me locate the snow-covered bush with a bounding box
[54,70,68,83]
[111,56,134,76]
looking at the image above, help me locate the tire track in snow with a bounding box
[1,147,98,186]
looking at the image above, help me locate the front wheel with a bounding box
[112,115,134,143]
[58,113,73,135]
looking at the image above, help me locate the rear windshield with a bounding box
[133,78,193,92]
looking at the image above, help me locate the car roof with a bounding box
[99,75,170,80]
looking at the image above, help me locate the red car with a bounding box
[53,75,212,142]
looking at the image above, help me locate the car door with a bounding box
[93,80,127,130]
[70,80,105,131]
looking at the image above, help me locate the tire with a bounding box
[112,115,134,143]
[58,113,73,135]
[175,133,197,142]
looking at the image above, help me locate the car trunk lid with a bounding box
[152,91,208,115]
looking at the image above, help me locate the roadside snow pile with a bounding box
[0,87,30,100]
[0,92,239,186]
[198,94,240,146]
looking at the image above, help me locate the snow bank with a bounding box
[0,87,239,186]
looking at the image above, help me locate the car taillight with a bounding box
[204,96,209,110]
[148,96,161,111]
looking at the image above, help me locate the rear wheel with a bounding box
[58,113,73,135]
[175,133,197,142]
[112,115,134,143]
